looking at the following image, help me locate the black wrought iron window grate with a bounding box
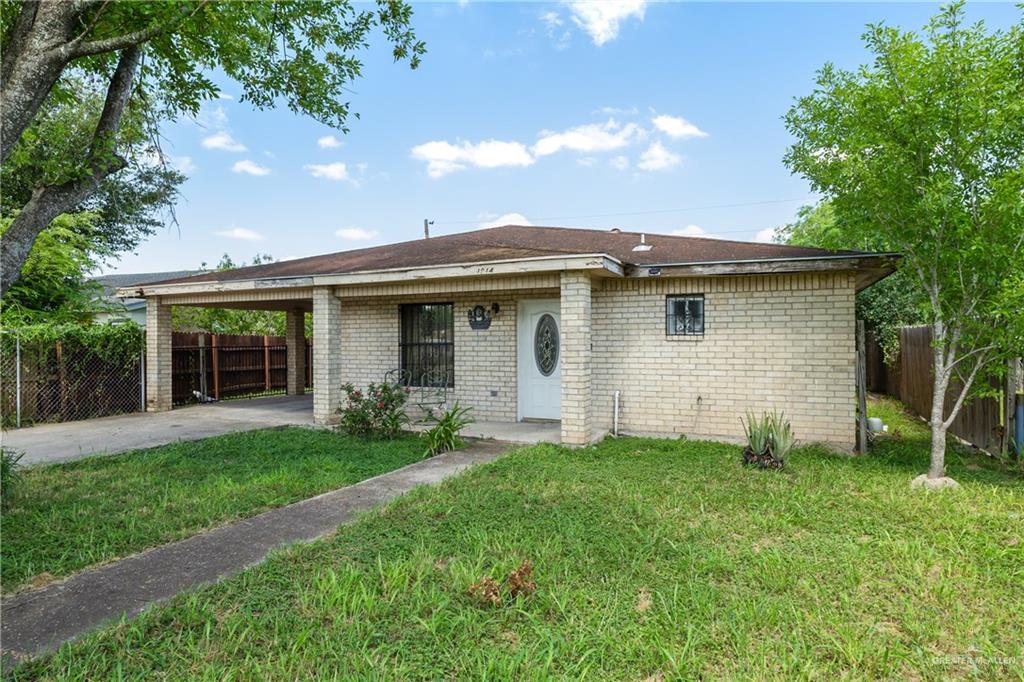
[399,303,455,387]
[666,294,705,336]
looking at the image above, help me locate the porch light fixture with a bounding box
[467,303,499,330]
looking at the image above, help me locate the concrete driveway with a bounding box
[0,395,314,466]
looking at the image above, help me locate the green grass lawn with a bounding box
[11,399,1024,680]
[1,428,425,592]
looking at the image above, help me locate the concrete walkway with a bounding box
[0,439,509,663]
[1,394,314,466]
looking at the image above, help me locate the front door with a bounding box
[518,299,561,420]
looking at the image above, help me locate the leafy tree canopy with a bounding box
[777,201,926,359]
[0,0,424,294]
[784,1,1024,478]
[172,254,306,336]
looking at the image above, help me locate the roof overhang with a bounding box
[627,253,901,292]
[118,254,625,298]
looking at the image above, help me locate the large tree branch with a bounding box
[0,1,41,86]
[941,350,988,431]
[68,2,206,58]
[1,46,141,296]
[0,1,79,163]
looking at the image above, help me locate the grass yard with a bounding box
[1,428,425,592]
[11,399,1024,680]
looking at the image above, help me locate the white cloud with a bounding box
[652,114,709,139]
[171,155,196,174]
[540,10,563,29]
[304,162,354,182]
[597,105,639,116]
[232,159,270,176]
[637,141,681,171]
[576,157,598,167]
[317,135,341,149]
[540,10,572,49]
[410,139,534,178]
[533,118,642,157]
[215,227,265,241]
[479,212,532,228]
[201,130,246,152]
[194,103,229,130]
[568,0,646,46]
[609,155,629,171]
[671,224,710,238]
[754,227,778,243]
[335,227,379,241]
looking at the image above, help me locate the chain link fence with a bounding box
[1,328,145,429]
[1,329,312,429]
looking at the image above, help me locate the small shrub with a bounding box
[337,382,409,438]
[467,560,537,608]
[1,448,24,508]
[468,576,502,607]
[423,403,474,457]
[741,411,792,469]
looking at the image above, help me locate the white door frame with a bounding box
[517,299,561,421]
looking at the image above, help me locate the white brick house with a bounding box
[124,225,897,449]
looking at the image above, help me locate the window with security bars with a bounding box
[399,303,455,387]
[666,295,705,336]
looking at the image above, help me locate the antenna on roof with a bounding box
[424,218,434,239]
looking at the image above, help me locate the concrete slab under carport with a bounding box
[1,394,314,466]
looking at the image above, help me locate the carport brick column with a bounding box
[560,271,593,445]
[145,296,172,412]
[286,309,306,396]
[313,288,342,425]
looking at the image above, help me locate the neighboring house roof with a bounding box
[92,270,204,310]
[149,225,882,287]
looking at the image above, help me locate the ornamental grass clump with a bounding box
[741,411,793,469]
[423,403,474,457]
[1,448,24,509]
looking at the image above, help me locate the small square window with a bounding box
[666,295,705,336]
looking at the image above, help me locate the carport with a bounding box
[128,282,317,419]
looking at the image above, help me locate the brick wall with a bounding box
[308,271,856,447]
[337,286,558,421]
[591,272,857,449]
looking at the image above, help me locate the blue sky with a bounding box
[109,1,1020,274]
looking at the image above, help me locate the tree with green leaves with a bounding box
[0,0,424,295]
[0,211,110,325]
[785,2,1024,483]
[777,201,925,360]
[172,253,301,335]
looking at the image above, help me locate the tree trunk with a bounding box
[0,1,78,163]
[928,422,948,479]
[928,322,951,479]
[0,44,140,296]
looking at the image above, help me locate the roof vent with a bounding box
[632,233,653,252]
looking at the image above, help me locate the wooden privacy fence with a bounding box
[867,326,1018,454]
[171,332,312,406]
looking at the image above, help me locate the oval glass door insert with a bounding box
[534,313,559,376]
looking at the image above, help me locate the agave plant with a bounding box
[767,412,795,462]
[742,411,771,456]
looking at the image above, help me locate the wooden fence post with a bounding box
[856,320,868,455]
[263,335,271,391]
[211,334,220,400]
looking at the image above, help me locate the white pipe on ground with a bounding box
[613,390,620,436]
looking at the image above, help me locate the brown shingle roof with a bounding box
[153,225,872,285]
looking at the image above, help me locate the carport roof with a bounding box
[146,224,884,286]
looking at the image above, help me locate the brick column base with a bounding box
[313,288,342,424]
[560,271,593,445]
